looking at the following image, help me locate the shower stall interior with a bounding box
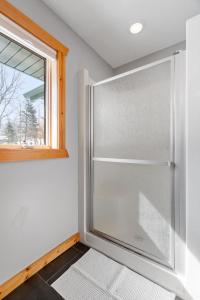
[78,51,186,296]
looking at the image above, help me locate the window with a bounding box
[0,32,46,146]
[0,0,69,162]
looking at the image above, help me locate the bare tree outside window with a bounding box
[0,63,45,146]
[0,31,46,147]
[0,64,21,130]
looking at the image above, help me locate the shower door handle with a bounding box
[92,157,175,168]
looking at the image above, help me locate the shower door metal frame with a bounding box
[88,56,176,269]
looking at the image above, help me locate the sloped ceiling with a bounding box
[42,0,200,67]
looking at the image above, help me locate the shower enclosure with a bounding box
[79,51,185,295]
[90,57,175,268]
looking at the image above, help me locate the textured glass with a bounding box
[93,61,171,160]
[93,161,173,266]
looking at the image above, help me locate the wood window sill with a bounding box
[0,148,69,162]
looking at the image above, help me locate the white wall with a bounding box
[185,14,200,300]
[114,41,186,74]
[0,0,113,284]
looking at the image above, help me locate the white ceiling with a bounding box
[42,0,200,68]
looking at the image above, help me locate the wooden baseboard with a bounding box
[0,232,80,299]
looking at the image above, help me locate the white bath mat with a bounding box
[52,249,176,300]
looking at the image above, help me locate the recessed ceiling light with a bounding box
[130,22,143,34]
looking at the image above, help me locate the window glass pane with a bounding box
[92,161,173,267]
[93,61,171,160]
[0,32,46,146]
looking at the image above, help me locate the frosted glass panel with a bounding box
[92,161,173,266]
[93,61,171,160]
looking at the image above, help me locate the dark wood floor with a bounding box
[5,242,89,300]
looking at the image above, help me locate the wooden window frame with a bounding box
[0,0,69,162]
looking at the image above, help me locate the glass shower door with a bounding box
[90,58,175,268]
